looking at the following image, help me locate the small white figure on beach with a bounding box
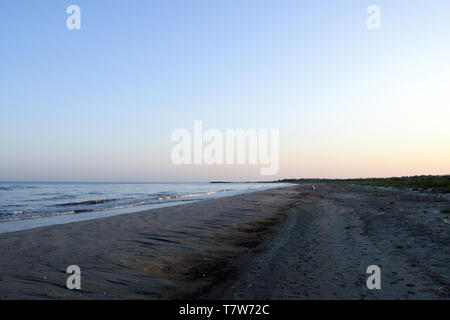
[312,185,316,191]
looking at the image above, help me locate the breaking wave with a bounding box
[56,199,117,207]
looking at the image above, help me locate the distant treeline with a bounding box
[274,175,450,193]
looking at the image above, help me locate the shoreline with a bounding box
[0,183,449,299]
[0,186,298,299]
[0,183,292,235]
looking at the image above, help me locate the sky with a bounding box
[1,0,449,182]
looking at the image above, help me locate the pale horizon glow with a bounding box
[1,0,449,182]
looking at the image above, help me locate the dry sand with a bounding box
[213,184,450,299]
[0,184,449,299]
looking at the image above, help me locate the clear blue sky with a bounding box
[1,1,449,181]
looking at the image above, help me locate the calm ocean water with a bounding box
[0,182,289,231]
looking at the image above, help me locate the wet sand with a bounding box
[0,184,449,299]
[0,186,297,299]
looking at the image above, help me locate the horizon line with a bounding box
[1,174,449,184]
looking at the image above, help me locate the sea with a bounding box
[0,182,291,234]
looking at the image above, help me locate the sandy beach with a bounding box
[0,186,297,299]
[0,184,449,299]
